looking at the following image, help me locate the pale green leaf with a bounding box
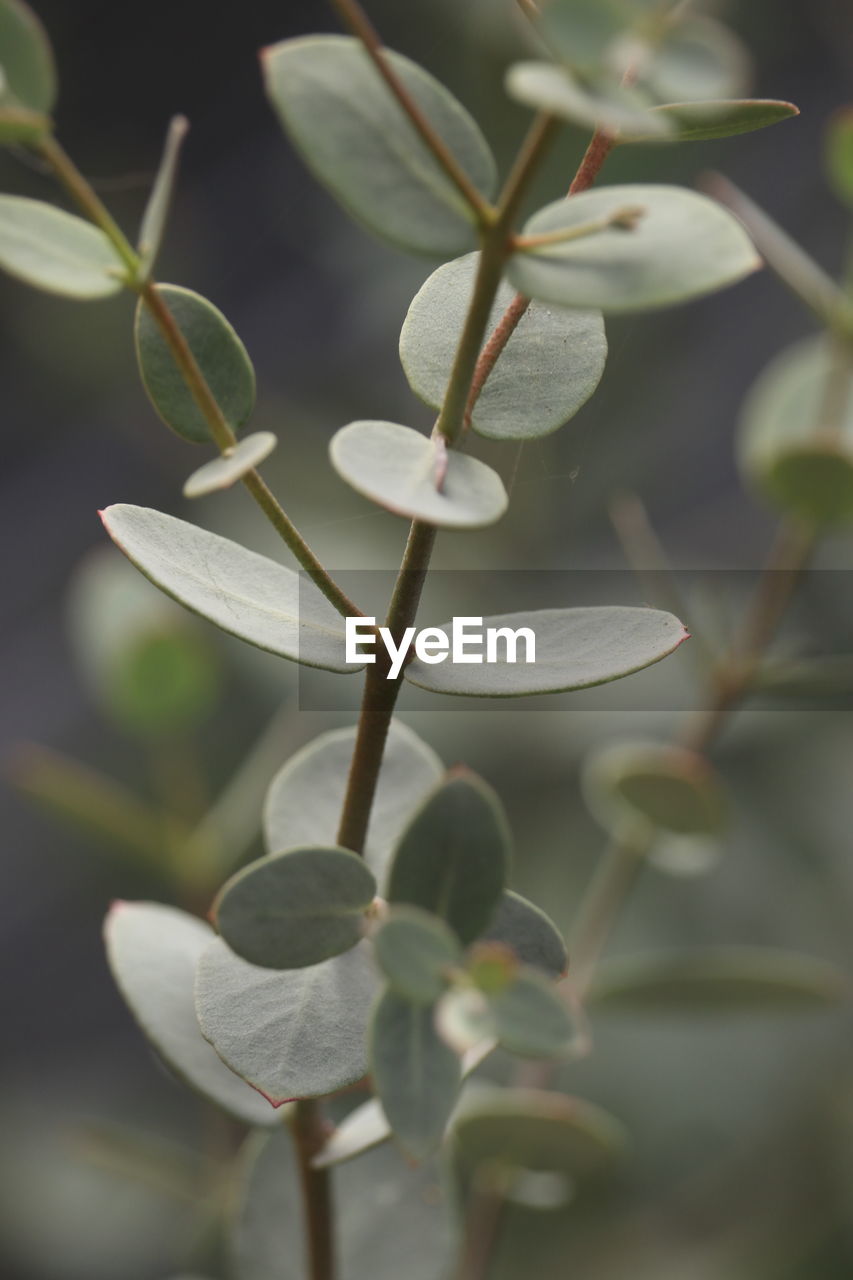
[194,939,377,1103]
[0,0,56,113]
[262,34,496,257]
[0,195,122,298]
[100,505,360,672]
[508,184,760,313]
[506,62,669,139]
[435,986,495,1055]
[330,420,508,529]
[183,432,278,499]
[644,16,750,105]
[826,107,853,210]
[103,902,278,1127]
[489,969,576,1059]
[214,846,376,969]
[536,0,638,75]
[481,891,568,978]
[137,115,189,275]
[404,605,688,697]
[135,284,255,444]
[583,740,725,836]
[374,906,463,1004]
[636,98,799,144]
[399,252,607,441]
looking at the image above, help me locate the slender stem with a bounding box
[291,1100,335,1280]
[570,829,649,996]
[37,133,140,274]
[327,0,495,226]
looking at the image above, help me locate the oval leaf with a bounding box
[639,98,799,144]
[262,35,496,257]
[374,906,463,1004]
[506,62,670,139]
[100,504,359,672]
[508,184,760,313]
[0,0,56,113]
[481,891,568,979]
[195,938,377,1104]
[490,968,576,1059]
[104,902,278,1127]
[183,432,278,499]
[404,606,688,697]
[214,846,376,970]
[536,0,636,75]
[644,16,750,105]
[400,253,607,441]
[138,115,189,276]
[330,420,508,529]
[0,195,123,298]
[387,769,511,944]
[584,741,725,836]
[135,285,256,444]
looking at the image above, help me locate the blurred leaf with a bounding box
[0,100,49,141]
[0,195,122,297]
[436,985,495,1055]
[589,948,850,1012]
[135,284,255,444]
[264,720,443,887]
[100,505,360,671]
[644,16,750,104]
[214,846,377,969]
[194,938,377,1103]
[584,741,725,836]
[183,431,278,499]
[755,655,853,699]
[489,969,576,1059]
[506,62,668,138]
[0,0,56,113]
[481,891,568,978]
[370,988,461,1159]
[262,34,496,257]
[137,115,188,276]
[104,902,279,1126]
[405,606,688,696]
[374,906,463,1003]
[536,0,639,75]
[826,108,853,210]
[330,420,508,529]
[108,629,220,737]
[388,769,511,943]
[636,98,799,143]
[508,185,760,313]
[399,252,607,441]
[312,1097,390,1170]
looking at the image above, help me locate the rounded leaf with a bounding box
[481,891,568,979]
[644,16,750,104]
[262,35,496,257]
[506,62,669,139]
[508,184,760,313]
[400,253,607,441]
[490,969,576,1059]
[536,0,637,75]
[0,0,57,113]
[330,420,507,529]
[183,432,278,498]
[373,906,463,1004]
[214,846,377,970]
[104,902,278,1127]
[135,285,255,444]
[0,195,122,298]
[583,741,725,837]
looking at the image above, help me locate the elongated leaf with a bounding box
[104,903,278,1127]
[490,969,576,1059]
[330,420,507,529]
[584,741,725,836]
[482,891,568,978]
[506,62,669,139]
[826,107,853,210]
[183,431,277,499]
[194,938,377,1103]
[100,505,359,672]
[0,101,49,142]
[135,285,255,444]
[508,185,760,313]
[388,770,511,943]
[138,115,189,275]
[0,0,56,113]
[637,98,799,144]
[0,195,122,298]
[589,948,850,1013]
[264,721,443,887]
[405,605,688,697]
[262,35,496,257]
[374,907,463,1004]
[644,16,750,104]
[399,253,607,441]
[370,989,461,1159]
[214,846,376,969]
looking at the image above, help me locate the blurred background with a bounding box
[2,0,853,1276]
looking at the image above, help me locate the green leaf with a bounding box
[489,969,576,1059]
[0,0,57,113]
[312,1097,391,1170]
[536,0,639,76]
[135,285,255,444]
[388,769,511,944]
[100,505,359,672]
[644,16,749,104]
[370,989,462,1159]
[262,34,496,257]
[637,98,799,144]
[183,432,278,499]
[137,115,189,276]
[435,986,495,1055]
[103,902,278,1127]
[583,741,725,837]
[264,720,443,887]
[508,184,760,313]
[506,62,670,139]
[330,420,508,529]
[738,335,853,526]
[373,906,463,1004]
[481,891,568,979]
[399,253,607,441]
[214,846,376,970]
[826,107,853,209]
[195,938,377,1104]
[589,948,850,1013]
[0,101,49,142]
[404,605,688,697]
[0,195,123,298]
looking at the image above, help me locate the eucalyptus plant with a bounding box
[3,1,852,1278]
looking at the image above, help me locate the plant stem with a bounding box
[291,1100,335,1280]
